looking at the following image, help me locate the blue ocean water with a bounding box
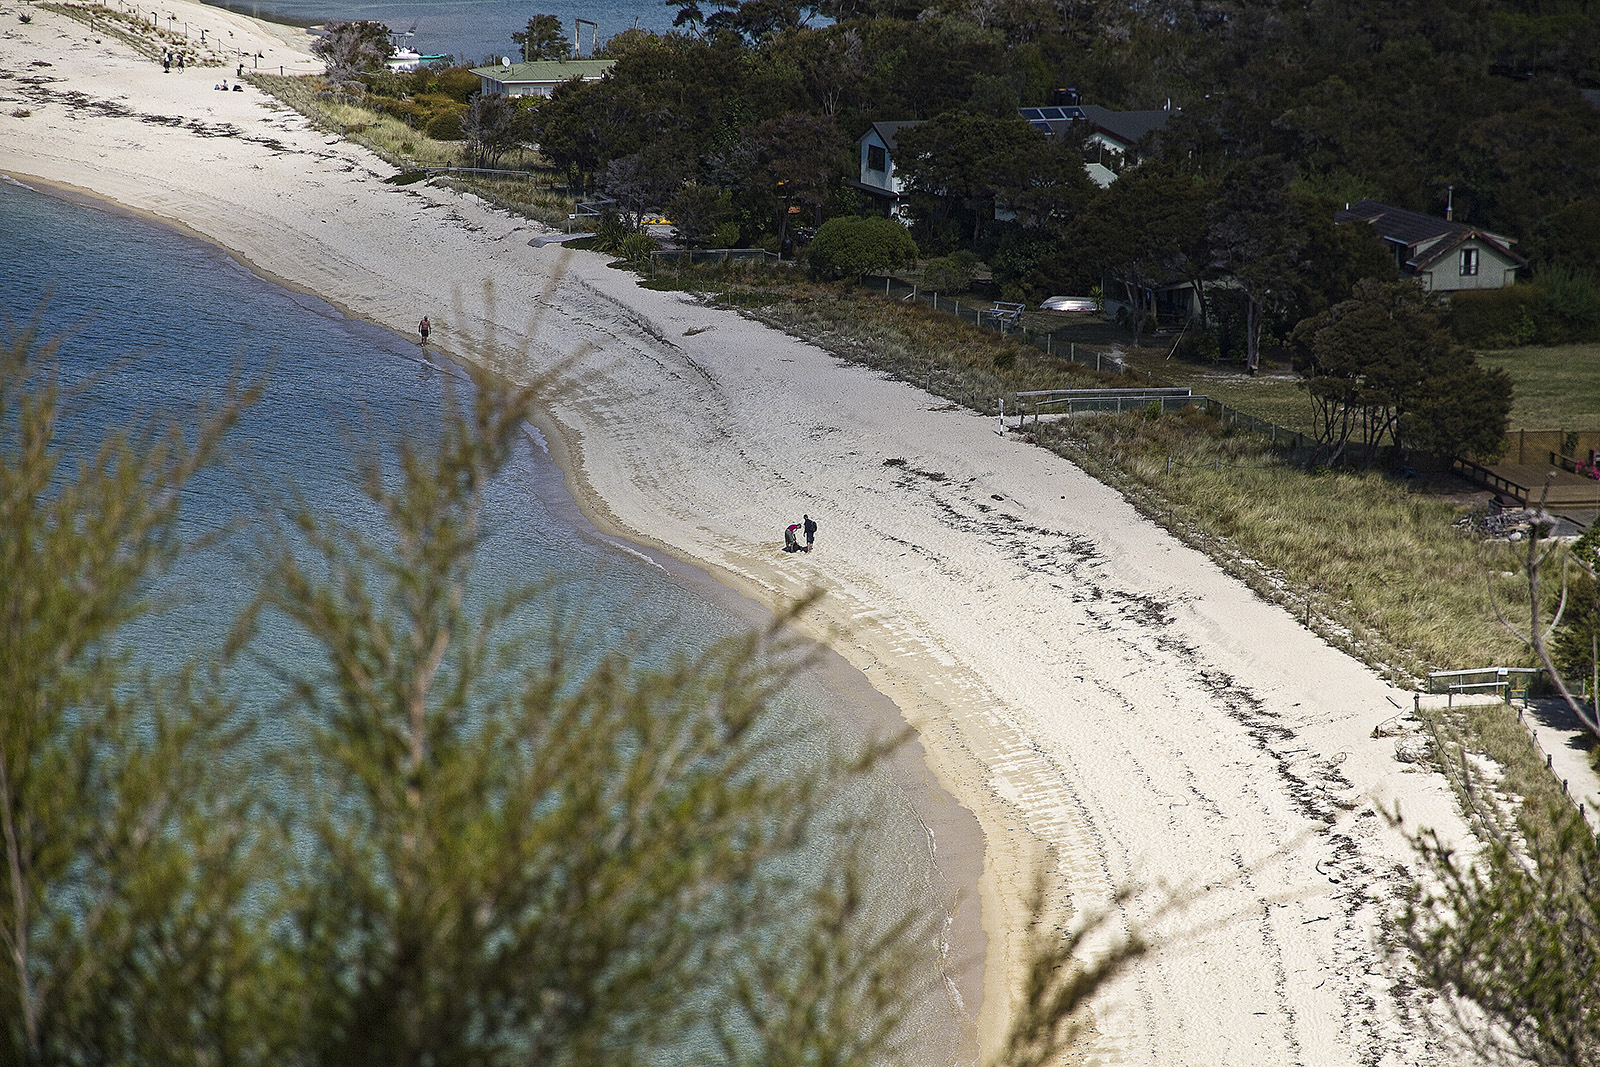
[0,176,970,1055]
[218,0,690,66]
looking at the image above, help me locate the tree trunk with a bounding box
[1245,294,1261,375]
[1124,279,1145,347]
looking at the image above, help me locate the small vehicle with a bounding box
[1040,295,1098,313]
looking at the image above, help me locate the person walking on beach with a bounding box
[163,50,171,73]
[783,523,802,553]
[419,316,431,344]
[802,514,817,551]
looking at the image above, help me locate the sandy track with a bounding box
[0,7,1474,1062]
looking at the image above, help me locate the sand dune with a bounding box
[0,7,1473,1061]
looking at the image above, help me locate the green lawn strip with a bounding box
[1118,353,1320,437]
[1479,343,1600,430]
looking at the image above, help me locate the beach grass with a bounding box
[644,267,1128,412]
[1033,408,1526,682]
[1478,343,1600,429]
[251,75,577,228]
[1115,347,1320,436]
[250,75,459,167]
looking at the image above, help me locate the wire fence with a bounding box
[650,248,794,272]
[859,274,1316,450]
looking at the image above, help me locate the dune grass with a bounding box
[251,75,460,167]
[645,268,1130,411]
[1479,343,1600,429]
[251,75,576,227]
[1035,408,1526,682]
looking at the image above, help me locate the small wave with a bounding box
[601,537,669,573]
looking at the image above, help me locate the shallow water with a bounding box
[0,175,971,1061]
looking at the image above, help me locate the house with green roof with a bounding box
[468,58,614,99]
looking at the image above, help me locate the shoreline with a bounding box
[3,164,991,1056]
[0,5,1480,1062]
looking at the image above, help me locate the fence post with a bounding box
[1047,334,1052,357]
[886,277,891,295]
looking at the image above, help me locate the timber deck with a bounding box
[1455,457,1600,508]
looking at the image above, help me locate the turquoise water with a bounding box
[0,176,970,1057]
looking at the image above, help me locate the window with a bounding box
[867,144,886,173]
[1460,247,1479,276]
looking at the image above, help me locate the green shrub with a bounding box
[592,213,633,254]
[1451,284,1542,347]
[424,109,464,141]
[431,66,484,103]
[711,221,741,249]
[806,217,918,279]
[1536,267,1600,343]
[1453,274,1600,347]
[618,232,658,264]
[923,254,977,293]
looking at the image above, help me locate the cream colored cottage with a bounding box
[1335,199,1526,292]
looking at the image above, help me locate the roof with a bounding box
[1021,104,1087,135]
[1335,199,1526,268]
[864,120,924,152]
[1077,105,1173,147]
[468,59,614,84]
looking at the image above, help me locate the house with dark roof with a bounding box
[469,58,614,98]
[1019,103,1175,186]
[850,121,924,218]
[1334,199,1526,292]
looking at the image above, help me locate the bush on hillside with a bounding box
[1451,284,1541,347]
[424,109,464,141]
[806,217,918,279]
[922,252,978,293]
[1452,272,1600,347]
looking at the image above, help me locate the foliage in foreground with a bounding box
[1400,800,1600,1067]
[0,320,261,1062]
[0,320,1146,1065]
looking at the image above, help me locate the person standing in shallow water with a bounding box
[419,316,431,344]
[803,514,817,551]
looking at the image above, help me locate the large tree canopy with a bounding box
[312,20,393,83]
[512,14,570,60]
[1293,279,1512,465]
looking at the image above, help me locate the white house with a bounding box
[468,58,614,98]
[1335,199,1526,292]
[849,120,923,218]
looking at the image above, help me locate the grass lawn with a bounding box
[1479,343,1600,429]
[1116,346,1319,436]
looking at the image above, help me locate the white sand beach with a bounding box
[1,6,1477,1062]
